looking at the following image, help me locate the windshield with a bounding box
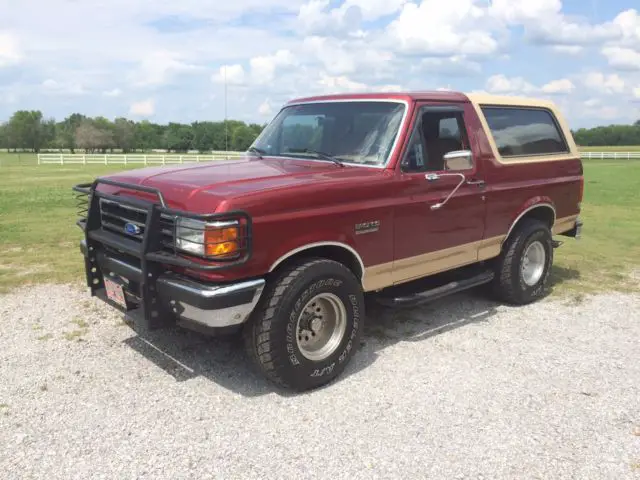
[250,101,406,166]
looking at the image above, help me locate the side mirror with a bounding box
[443,150,473,171]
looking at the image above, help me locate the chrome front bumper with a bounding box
[158,276,266,329]
[80,240,265,331]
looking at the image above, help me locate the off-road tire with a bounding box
[491,219,554,305]
[243,258,365,391]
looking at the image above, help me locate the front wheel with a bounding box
[243,258,365,391]
[491,219,554,305]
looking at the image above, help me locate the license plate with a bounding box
[104,277,127,308]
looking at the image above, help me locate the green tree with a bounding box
[191,121,216,152]
[1,109,266,152]
[231,125,258,151]
[0,122,8,149]
[58,113,87,152]
[164,123,194,152]
[113,117,136,152]
[134,121,164,151]
[75,119,114,153]
[41,118,58,150]
[7,110,45,152]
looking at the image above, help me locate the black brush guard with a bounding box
[73,178,253,329]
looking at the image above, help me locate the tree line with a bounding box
[572,120,640,147]
[1,109,639,153]
[0,110,266,153]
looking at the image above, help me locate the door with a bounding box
[392,103,487,285]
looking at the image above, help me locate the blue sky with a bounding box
[0,0,639,128]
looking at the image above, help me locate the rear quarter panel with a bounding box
[465,94,583,241]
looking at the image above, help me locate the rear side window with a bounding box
[480,107,569,157]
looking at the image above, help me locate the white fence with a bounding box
[37,152,245,165]
[580,151,640,160]
[36,151,640,165]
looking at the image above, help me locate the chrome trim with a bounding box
[268,241,365,281]
[427,172,467,211]
[250,99,410,170]
[443,150,473,161]
[502,203,557,246]
[206,220,239,228]
[175,279,266,328]
[160,277,265,299]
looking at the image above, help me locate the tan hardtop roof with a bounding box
[465,93,559,109]
[287,91,560,108]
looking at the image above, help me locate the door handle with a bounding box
[466,179,485,188]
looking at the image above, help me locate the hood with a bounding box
[96,156,386,213]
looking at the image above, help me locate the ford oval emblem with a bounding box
[124,222,142,235]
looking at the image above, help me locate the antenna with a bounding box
[224,65,229,158]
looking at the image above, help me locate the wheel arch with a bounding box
[268,242,365,284]
[502,202,556,247]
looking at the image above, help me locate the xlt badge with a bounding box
[355,220,380,235]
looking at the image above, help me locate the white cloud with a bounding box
[129,99,155,117]
[541,78,575,94]
[613,9,640,46]
[103,89,122,97]
[486,74,537,94]
[387,0,498,56]
[0,32,22,67]
[583,98,601,108]
[583,72,626,94]
[258,99,273,116]
[553,45,583,55]
[601,47,640,70]
[372,84,404,92]
[130,50,201,87]
[485,75,576,96]
[41,79,86,95]
[633,87,640,99]
[317,73,367,93]
[297,0,362,35]
[343,0,406,21]
[490,0,560,24]
[490,0,623,50]
[211,64,247,86]
[250,50,296,84]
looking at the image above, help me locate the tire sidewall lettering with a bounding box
[283,276,362,378]
[517,230,553,299]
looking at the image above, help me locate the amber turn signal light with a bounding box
[204,225,239,258]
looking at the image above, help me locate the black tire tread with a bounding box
[492,218,552,305]
[244,258,355,389]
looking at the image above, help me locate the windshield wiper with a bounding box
[247,146,267,159]
[288,148,345,167]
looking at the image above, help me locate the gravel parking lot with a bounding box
[1,284,639,479]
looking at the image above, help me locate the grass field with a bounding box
[579,146,640,152]
[1,153,639,296]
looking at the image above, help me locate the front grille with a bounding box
[99,198,175,250]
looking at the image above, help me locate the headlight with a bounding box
[175,218,240,259]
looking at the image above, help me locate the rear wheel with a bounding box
[491,219,554,305]
[244,258,364,391]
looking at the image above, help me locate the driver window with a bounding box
[401,109,471,173]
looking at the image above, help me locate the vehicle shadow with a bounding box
[120,265,580,397]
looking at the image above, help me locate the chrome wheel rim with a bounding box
[521,241,546,286]
[296,293,347,362]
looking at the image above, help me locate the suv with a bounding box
[73,91,583,391]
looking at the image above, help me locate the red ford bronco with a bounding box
[73,91,583,391]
